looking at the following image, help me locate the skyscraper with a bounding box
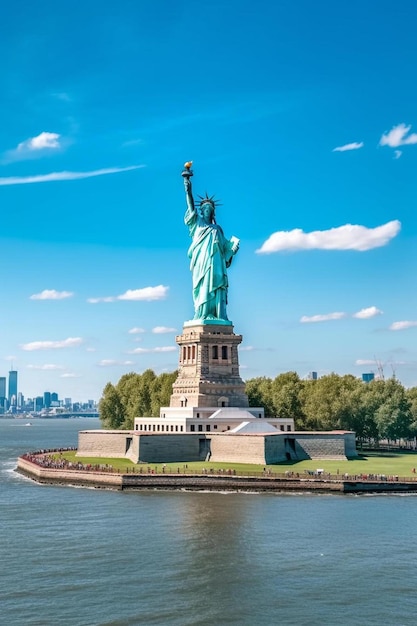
[0,377,6,412]
[8,370,17,406]
[44,392,51,408]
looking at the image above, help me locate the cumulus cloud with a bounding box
[88,285,168,303]
[3,132,62,162]
[26,364,65,370]
[128,327,146,334]
[128,346,176,354]
[0,165,143,186]
[30,289,74,300]
[353,306,383,319]
[389,321,417,331]
[118,287,168,301]
[256,220,401,254]
[301,306,383,323]
[332,141,364,152]
[300,312,347,323]
[21,337,83,351]
[379,123,417,148]
[152,326,177,334]
[355,359,377,366]
[97,359,135,367]
[26,132,61,150]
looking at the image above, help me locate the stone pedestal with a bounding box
[169,321,249,409]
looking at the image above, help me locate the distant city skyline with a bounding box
[2,2,417,400]
[0,368,96,414]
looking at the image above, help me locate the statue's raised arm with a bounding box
[182,161,196,228]
[181,161,239,323]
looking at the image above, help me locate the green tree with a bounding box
[270,371,305,427]
[372,378,413,441]
[150,371,178,416]
[99,369,177,429]
[245,376,275,417]
[300,373,362,431]
[406,387,417,437]
[98,382,125,429]
[349,383,378,443]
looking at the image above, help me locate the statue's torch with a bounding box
[182,161,193,179]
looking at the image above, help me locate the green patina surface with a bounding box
[182,165,239,322]
[184,318,232,327]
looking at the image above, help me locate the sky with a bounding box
[1,0,417,402]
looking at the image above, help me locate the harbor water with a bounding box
[1,418,417,626]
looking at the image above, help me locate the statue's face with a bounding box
[201,202,214,222]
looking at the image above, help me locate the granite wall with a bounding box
[77,429,357,464]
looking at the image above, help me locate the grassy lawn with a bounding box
[55,450,417,478]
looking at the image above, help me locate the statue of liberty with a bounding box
[182,162,239,322]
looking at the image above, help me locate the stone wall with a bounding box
[344,433,357,458]
[138,434,202,463]
[293,433,351,460]
[77,430,130,458]
[77,429,357,464]
[209,434,267,464]
[264,435,289,464]
[17,457,123,488]
[18,457,417,494]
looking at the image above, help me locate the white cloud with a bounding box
[353,306,383,319]
[152,326,177,334]
[379,123,417,148]
[128,327,146,334]
[26,363,65,370]
[333,141,364,152]
[302,307,383,323]
[239,346,255,351]
[300,312,347,323]
[88,285,169,303]
[3,132,62,162]
[118,286,168,301]
[60,373,82,378]
[30,289,74,300]
[394,150,402,160]
[256,220,401,254]
[355,359,377,366]
[97,359,135,367]
[389,321,417,331]
[20,337,83,351]
[87,297,114,304]
[128,346,176,354]
[25,132,61,150]
[0,165,143,186]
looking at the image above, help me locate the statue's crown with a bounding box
[197,193,221,209]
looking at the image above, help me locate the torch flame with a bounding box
[184,161,193,169]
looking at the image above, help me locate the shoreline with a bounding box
[16,455,417,494]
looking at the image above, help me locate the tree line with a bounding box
[99,369,417,442]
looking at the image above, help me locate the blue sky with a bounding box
[1,0,417,402]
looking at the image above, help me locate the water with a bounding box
[1,418,417,625]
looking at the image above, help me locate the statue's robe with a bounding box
[185,206,234,320]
